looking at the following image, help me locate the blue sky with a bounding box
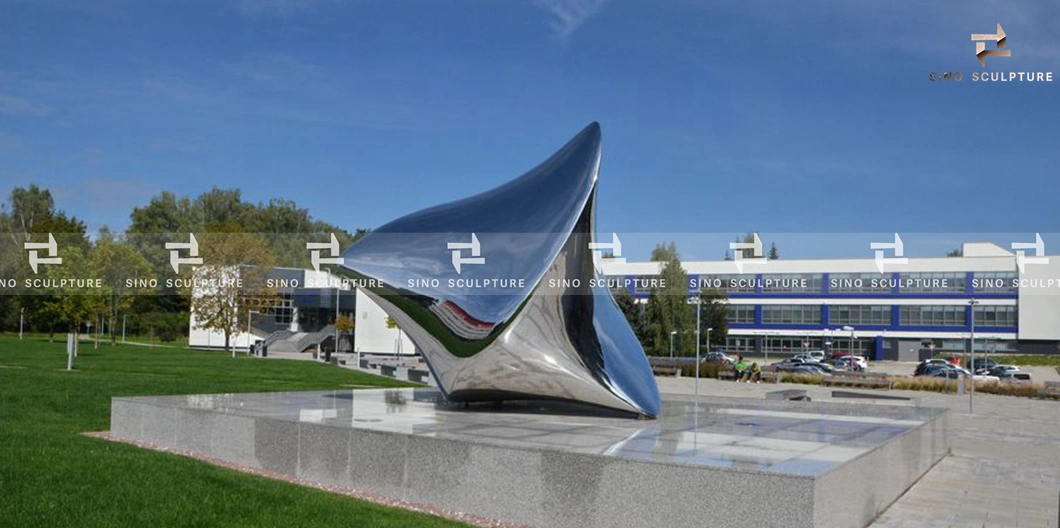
[2,0,1058,259]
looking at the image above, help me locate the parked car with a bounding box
[928,367,1001,382]
[987,365,1031,381]
[833,355,867,370]
[971,358,999,374]
[911,364,953,377]
[773,363,831,376]
[799,350,826,362]
[704,351,735,365]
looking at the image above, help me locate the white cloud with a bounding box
[532,0,609,37]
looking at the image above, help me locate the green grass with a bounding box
[0,334,470,528]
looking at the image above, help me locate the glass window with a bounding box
[760,273,823,293]
[973,305,1017,326]
[899,305,965,326]
[725,336,755,355]
[829,273,891,294]
[898,272,966,294]
[830,305,892,325]
[762,337,824,354]
[727,305,756,324]
[972,272,1018,294]
[761,305,822,325]
[708,274,758,294]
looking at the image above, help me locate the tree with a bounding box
[186,229,277,355]
[947,248,963,257]
[40,246,99,356]
[697,288,729,349]
[0,184,88,335]
[90,233,155,344]
[768,242,779,260]
[335,313,355,353]
[645,242,694,357]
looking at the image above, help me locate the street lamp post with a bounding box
[121,314,126,344]
[842,326,855,369]
[247,309,261,357]
[969,299,979,414]
[19,307,24,341]
[669,330,677,359]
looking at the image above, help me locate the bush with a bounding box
[678,361,725,379]
[778,373,826,385]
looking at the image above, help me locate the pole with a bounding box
[334,286,340,360]
[247,307,252,356]
[66,333,74,371]
[19,307,24,340]
[969,299,977,414]
[122,314,126,344]
[669,332,674,359]
[695,299,701,401]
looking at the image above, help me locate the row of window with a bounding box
[728,304,1018,327]
[615,272,1020,295]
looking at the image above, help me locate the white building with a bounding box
[350,242,1060,361]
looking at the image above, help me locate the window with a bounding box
[705,274,758,294]
[268,293,294,324]
[762,337,824,354]
[899,305,965,326]
[727,305,756,324]
[725,336,755,355]
[761,274,823,294]
[898,272,966,294]
[632,276,657,295]
[830,305,892,325]
[973,272,1018,294]
[973,305,1017,327]
[761,305,821,325]
[829,273,891,294]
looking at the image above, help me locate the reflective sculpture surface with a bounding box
[338,123,660,417]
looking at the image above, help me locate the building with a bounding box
[601,242,1060,360]
[188,267,356,352]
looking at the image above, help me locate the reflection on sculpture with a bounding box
[338,123,661,417]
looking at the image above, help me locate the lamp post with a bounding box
[19,307,24,340]
[969,299,979,414]
[247,309,261,356]
[669,330,677,359]
[121,314,126,344]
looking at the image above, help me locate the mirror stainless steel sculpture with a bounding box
[338,123,660,417]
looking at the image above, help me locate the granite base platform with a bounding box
[110,389,949,528]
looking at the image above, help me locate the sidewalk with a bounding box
[657,377,1060,527]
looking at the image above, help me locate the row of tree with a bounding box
[0,184,366,350]
[614,242,730,357]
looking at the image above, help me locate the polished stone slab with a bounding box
[110,389,948,528]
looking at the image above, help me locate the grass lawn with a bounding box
[0,334,471,528]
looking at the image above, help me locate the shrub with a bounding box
[678,361,725,379]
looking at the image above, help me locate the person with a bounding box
[748,362,761,383]
[734,358,748,382]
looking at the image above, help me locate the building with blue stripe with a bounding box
[601,242,1060,361]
